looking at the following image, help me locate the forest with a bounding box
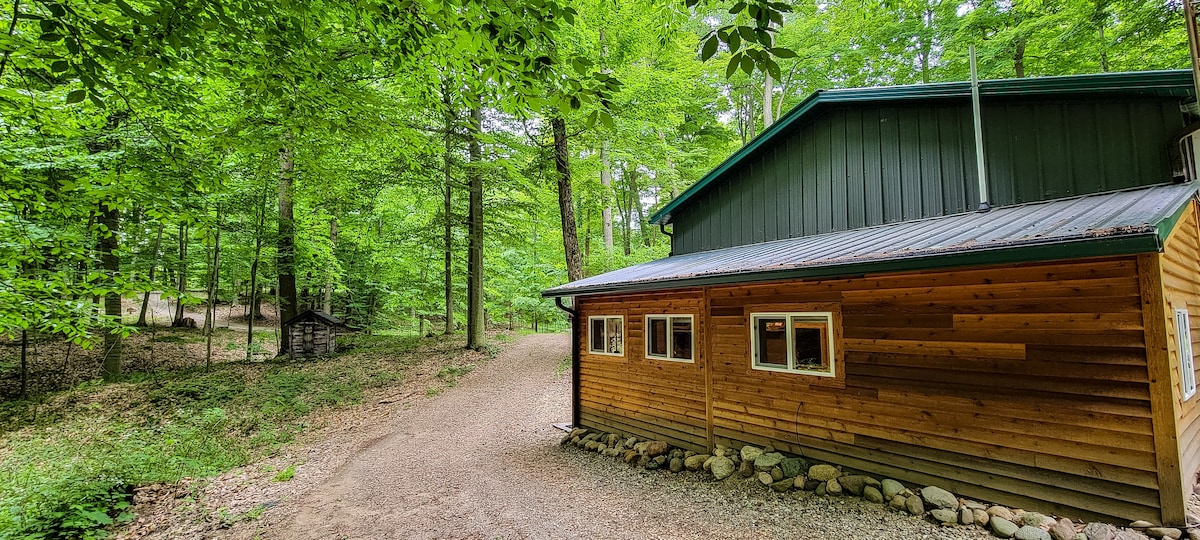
[0,0,1188,388]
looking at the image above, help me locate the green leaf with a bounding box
[725,54,740,78]
[701,35,719,60]
[66,90,85,104]
[766,58,781,80]
[728,31,741,53]
[770,47,797,59]
[728,2,746,14]
[740,55,754,75]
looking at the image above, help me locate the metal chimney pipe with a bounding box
[970,46,992,212]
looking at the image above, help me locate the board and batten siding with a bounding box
[1151,199,1200,524]
[575,256,1163,522]
[670,98,1183,255]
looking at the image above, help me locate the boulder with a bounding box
[905,494,925,516]
[710,457,735,480]
[826,477,843,495]
[770,478,793,492]
[921,486,960,510]
[644,457,660,470]
[624,450,639,464]
[738,459,755,478]
[1015,526,1053,540]
[991,517,1019,539]
[959,507,973,526]
[1022,513,1052,529]
[754,452,785,471]
[624,437,637,449]
[762,444,776,453]
[741,445,764,463]
[644,441,670,458]
[780,457,808,478]
[1050,519,1077,540]
[669,449,685,460]
[1114,532,1150,540]
[770,467,784,482]
[838,475,870,496]
[808,464,841,482]
[889,495,908,511]
[881,479,905,499]
[1146,529,1182,540]
[793,476,807,489]
[973,509,990,527]
[757,471,774,485]
[685,454,709,471]
[931,509,958,525]
[560,432,574,445]
[703,456,715,472]
[669,458,684,473]
[653,455,668,466]
[803,479,821,491]
[1082,523,1117,540]
[815,482,827,496]
[1130,522,1157,529]
[864,486,884,504]
[964,500,987,511]
[988,506,1017,522]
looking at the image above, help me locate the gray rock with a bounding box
[921,486,959,510]
[1015,526,1053,540]
[974,509,991,527]
[757,471,774,485]
[741,445,764,463]
[770,478,793,492]
[685,454,709,471]
[964,500,987,511]
[683,450,696,459]
[992,517,1019,539]
[793,476,807,489]
[762,444,776,453]
[1146,528,1182,540]
[560,432,573,445]
[808,464,841,482]
[1050,519,1077,540]
[960,507,974,526]
[882,479,905,499]
[669,458,684,473]
[803,479,821,491]
[644,441,670,457]
[932,509,959,525]
[780,457,808,478]
[826,477,843,495]
[644,457,660,470]
[989,506,1017,522]
[1114,531,1150,540]
[1074,535,1087,540]
[1023,513,1053,528]
[624,450,638,463]
[737,459,755,477]
[1131,522,1157,529]
[864,486,884,504]
[703,456,715,471]
[889,495,908,510]
[816,482,827,496]
[905,494,925,516]
[1082,523,1116,540]
[838,475,870,496]
[669,449,685,460]
[653,455,668,466]
[755,452,784,471]
[770,466,784,482]
[624,437,637,449]
[710,456,735,480]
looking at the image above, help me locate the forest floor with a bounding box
[129,333,993,540]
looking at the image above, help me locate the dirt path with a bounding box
[252,333,985,540]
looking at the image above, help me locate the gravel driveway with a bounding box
[262,333,989,540]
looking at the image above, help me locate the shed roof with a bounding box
[544,183,1197,298]
[649,69,1195,226]
[283,309,343,327]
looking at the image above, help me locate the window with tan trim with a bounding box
[588,315,624,356]
[1176,308,1197,400]
[645,315,694,362]
[749,312,835,377]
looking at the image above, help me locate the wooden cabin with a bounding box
[543,70,1200,525]
[283,310,341,358]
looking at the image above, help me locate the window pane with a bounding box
[792,319,829,373]
[590,318,606,352]
[606,317,624,354]
[755,317,787,367]
[648,317,668,356]
[670,317,692,360]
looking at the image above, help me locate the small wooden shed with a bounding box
[283,310,341,358]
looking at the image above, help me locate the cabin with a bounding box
[543,70,1200,525]
[283,309,342,358]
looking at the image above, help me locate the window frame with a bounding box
[749,311,837,378]
[587,315,626,357]
[1176,308,1197,401]
[644,314,695,363]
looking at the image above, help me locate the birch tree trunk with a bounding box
[601,141,614,253]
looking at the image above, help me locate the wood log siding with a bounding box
[574,256,1165,522]
[1156,200,1200,523]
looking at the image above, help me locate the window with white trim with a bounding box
[1176,308,1196,400]
[646,315,694,362]
[588,316,624,356]
[750,312,835,376]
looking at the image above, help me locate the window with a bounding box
[1176,308,1196,400]
[750,312,835,377]
[646,315,694,362]
[588,316,624,356]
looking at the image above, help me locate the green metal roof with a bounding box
[649,69,1195,226]
[546,183,1197,298]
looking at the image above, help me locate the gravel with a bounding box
[150,333,998,539]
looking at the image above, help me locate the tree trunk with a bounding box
[205,224,220,369]
[137,223,164,326]
[1098,24,1109,72]
[466,104,485,350]
[1013,38,1026,78]
[19,329,27,397]
[442,86,456,335]
[323,217,336,314]
[551,116,583,282]
[99,204,122,381]
[629,168,650,248]
[277,135,298,354]
[763,72,774,128]
[601,141,613,253]
[247,181,267,361]
[173,221,187,325]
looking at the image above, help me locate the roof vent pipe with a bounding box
[970,46,992,213]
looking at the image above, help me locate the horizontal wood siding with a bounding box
[1156,200,1200,522]
[576,292,708,452]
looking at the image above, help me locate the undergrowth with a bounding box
[0,332,457,540]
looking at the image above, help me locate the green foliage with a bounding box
[272,465,296,483]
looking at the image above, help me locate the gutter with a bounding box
[554,297,580,429]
